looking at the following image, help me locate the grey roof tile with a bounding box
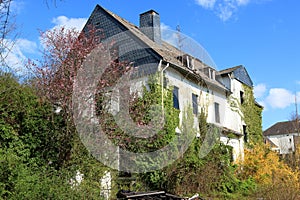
[264,120,300,136]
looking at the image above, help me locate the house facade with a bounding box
[82,4,262,162]
[264,120,300,154]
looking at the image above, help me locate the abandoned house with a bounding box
[81,4,262,162]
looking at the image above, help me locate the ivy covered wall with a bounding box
[241,84,263,145]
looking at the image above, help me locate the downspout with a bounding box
[160,61,181,134]
[161,62,169,114]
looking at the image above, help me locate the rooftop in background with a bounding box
[263,120,300,136]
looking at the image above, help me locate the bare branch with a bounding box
[0,0,18,72]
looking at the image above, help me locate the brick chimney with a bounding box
[139,10,161,45]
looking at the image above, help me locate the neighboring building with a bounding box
[264,120,300,154]
[82,5,262,162]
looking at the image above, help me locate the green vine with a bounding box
[241,85,263,145]
[97,74,180,172]
[227,85,263,145]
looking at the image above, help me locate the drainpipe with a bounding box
[161,62,169,114]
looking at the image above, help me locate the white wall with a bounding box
[220,135,244,161]
[165,67,245,161]
[267,133,298,154]
[223,79,245,133]
[107,66,247,161]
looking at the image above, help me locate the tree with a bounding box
[31,26,130,119]
[0,72,65,197]
[0,67,111,200]
[238,144,300,199]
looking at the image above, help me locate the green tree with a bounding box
[0,72,109,199]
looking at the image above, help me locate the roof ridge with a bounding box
[219,65,242,74]
[89,4,229,91]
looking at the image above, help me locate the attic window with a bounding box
[177,55,194,70]
[209,68,215,80]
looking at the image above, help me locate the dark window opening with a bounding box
[240,91,244,104]
[243,125,248,143]
[192,93,198,115]
[214,102,220,123]
[163,76,168,88]
[177,54,194,69]
[173,86,179,110]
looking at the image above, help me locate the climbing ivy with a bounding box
[241,85,263,145]
[227,84,263,146]
[97,74,180,173]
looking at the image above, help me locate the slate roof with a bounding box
[219,66,241,75]
[263,120,300,136]
[96,5,229,92]
[219,65,253,87]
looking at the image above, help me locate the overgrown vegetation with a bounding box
[127,83,256,199]
[98,75,180,155]
[1,11,299,198]
[118,80,299,199]
[238,143,300,199]
[2,70,300,199]
[241,85,263,146]
[0,72,110,199]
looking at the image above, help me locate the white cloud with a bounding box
[195,0,271,21]
[16,38,38,54]
[254,83,267,99]
[195,0,216,9]
[51,16,87,31]
[265,88,295,109]
[236,0,250,6]
[2,38,38,75]
[38,16,88,50]
[296,80,300,85]
[217,2,236,21]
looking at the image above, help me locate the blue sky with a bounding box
[8,0,300,130]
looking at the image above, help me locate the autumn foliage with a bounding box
[238,144,300,199]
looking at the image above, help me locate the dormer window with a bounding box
[209,68,215,80]
[177,54,194,70]
[203,67,215,80]
[186,55,195,70]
